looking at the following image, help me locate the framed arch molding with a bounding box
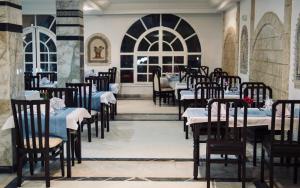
[86,33,111,64]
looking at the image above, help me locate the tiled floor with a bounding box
[2,100,300,187]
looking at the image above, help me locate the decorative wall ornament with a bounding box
[86,33,111,64]
[223,27,237,76]
[240,25,249,74]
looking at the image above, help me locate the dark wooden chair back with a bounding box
[178,66,186,83]
[209,71,228,82]
[85,76,109,91]
[198,66,209,76]
[207,99,248,142]
[240,82,265,96]
[66,83,92,113]
[11,99,50,150]
[243,85,272,108]
[214,68,223,72]
[24,72,33,77]
[194,82,224,106]
[25,75,40,90]
[217,75,241,90]
[108,67,117,83]
[36,72,56,82]
[270,100,300,144]
[98,72,113,83]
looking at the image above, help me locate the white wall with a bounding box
[22,0,56,15]
[254,0,284,28]
[238,0,251,82]
[289,0,300,99]
[84,14,223,96]
[224,5,237,33]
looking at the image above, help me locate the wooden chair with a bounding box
[85,76,109,92]
[209,71,228,82]
[198,66,209,76]
[206,99,248,188]
[241,83,272,166]
[153,69,175,106]
[214,68,223,72]
[66,83,98,142]
[108,67,117,83]
[261,100,300,187]
[36,72,56,82]
[24,75,39,90]
[216,75,241,90]
[98,72,113,83]
[11,99,64,187]
[239,82,266,98]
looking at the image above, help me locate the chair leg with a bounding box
[44,152,50,188]
[206,151,210,188]
[106,105,110,132]
[159,95,162,106]
[17,154,24,187]
[87,123,92,142]
[71,134,75,166]
[29,154,34,175]
[269,155,274,188]
[185,124,189,139]
[242,154,246,188]
[260,147,265,183]
[294,157,298,184]
[95,114,99,137]
[60,145,65,177]
[238,155,241,181]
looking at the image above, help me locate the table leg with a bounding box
[192,125,200,180]
[106,104,110,132]
[178,89,182,120]
[76,126,82,163]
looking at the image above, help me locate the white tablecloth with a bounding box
[180,90,240,100]
[1,108,91,131]
[109,83,120,94]
[100,91,117,104]
[25,90,41,100]
[40,81,57,88]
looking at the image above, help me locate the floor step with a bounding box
[115,113,178,121]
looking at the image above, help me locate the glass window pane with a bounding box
[148,74,153,82]
[142,14,160,29]
[25,54,33,62]
[37,15,54,29]
[162,14,180,29]
[121,35,136,52]
[121,55,133,68]
[121,70,134,83]
[163,30,176,43]
[149,42,158,51]
[188,55,201,68]
[137,74,147,82]
[163,42,172,51]
[40,43,48,52]
[163,66,172,73]
[47,39,56,52]
[174,56,184,64]
[176,19,195,39]
[146,30,159,43]
[149,56,158,64]
[25,43,32,52]
[172,38,183,51]
[149,65,160,73]
[40,63,49,71]
[163,56,172,64]
[49,54,57,62]
[127,20,146,39]
[40,32,49,43]
[22,15,35,28]
[40,54,48,62]
[186,35,201,52]
[137,56,148,65]
[25,64,33,72]
[138,39,150,51]
[137,66,147,73]
[24,33,32,43]
[49,64,57,72]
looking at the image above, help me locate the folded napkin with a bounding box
[50,97,65,110]
[211,102,227,116]
[40,77,50,85]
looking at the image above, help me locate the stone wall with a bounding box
[250,12,288,99]
[222,27,237,75]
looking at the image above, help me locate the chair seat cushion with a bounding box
[160,77,170,88]
[24,137,63,149]
[161,87,174,92]
[207,140,244,155]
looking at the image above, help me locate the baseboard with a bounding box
[0,165,16,173]
[118,94,152,99]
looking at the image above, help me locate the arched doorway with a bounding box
[223,27,237,76]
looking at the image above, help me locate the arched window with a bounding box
[120,14,201,83]
[23,15,57,75]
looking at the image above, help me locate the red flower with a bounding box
[243,96,254,105]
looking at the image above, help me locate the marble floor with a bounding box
[1,100,300,187]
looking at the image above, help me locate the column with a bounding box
[56,0,84,87]
[0,0,24,171]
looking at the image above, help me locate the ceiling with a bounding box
[84,0,240,15]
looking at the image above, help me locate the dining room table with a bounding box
[182,107,299,179]
[2,106,91,178]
